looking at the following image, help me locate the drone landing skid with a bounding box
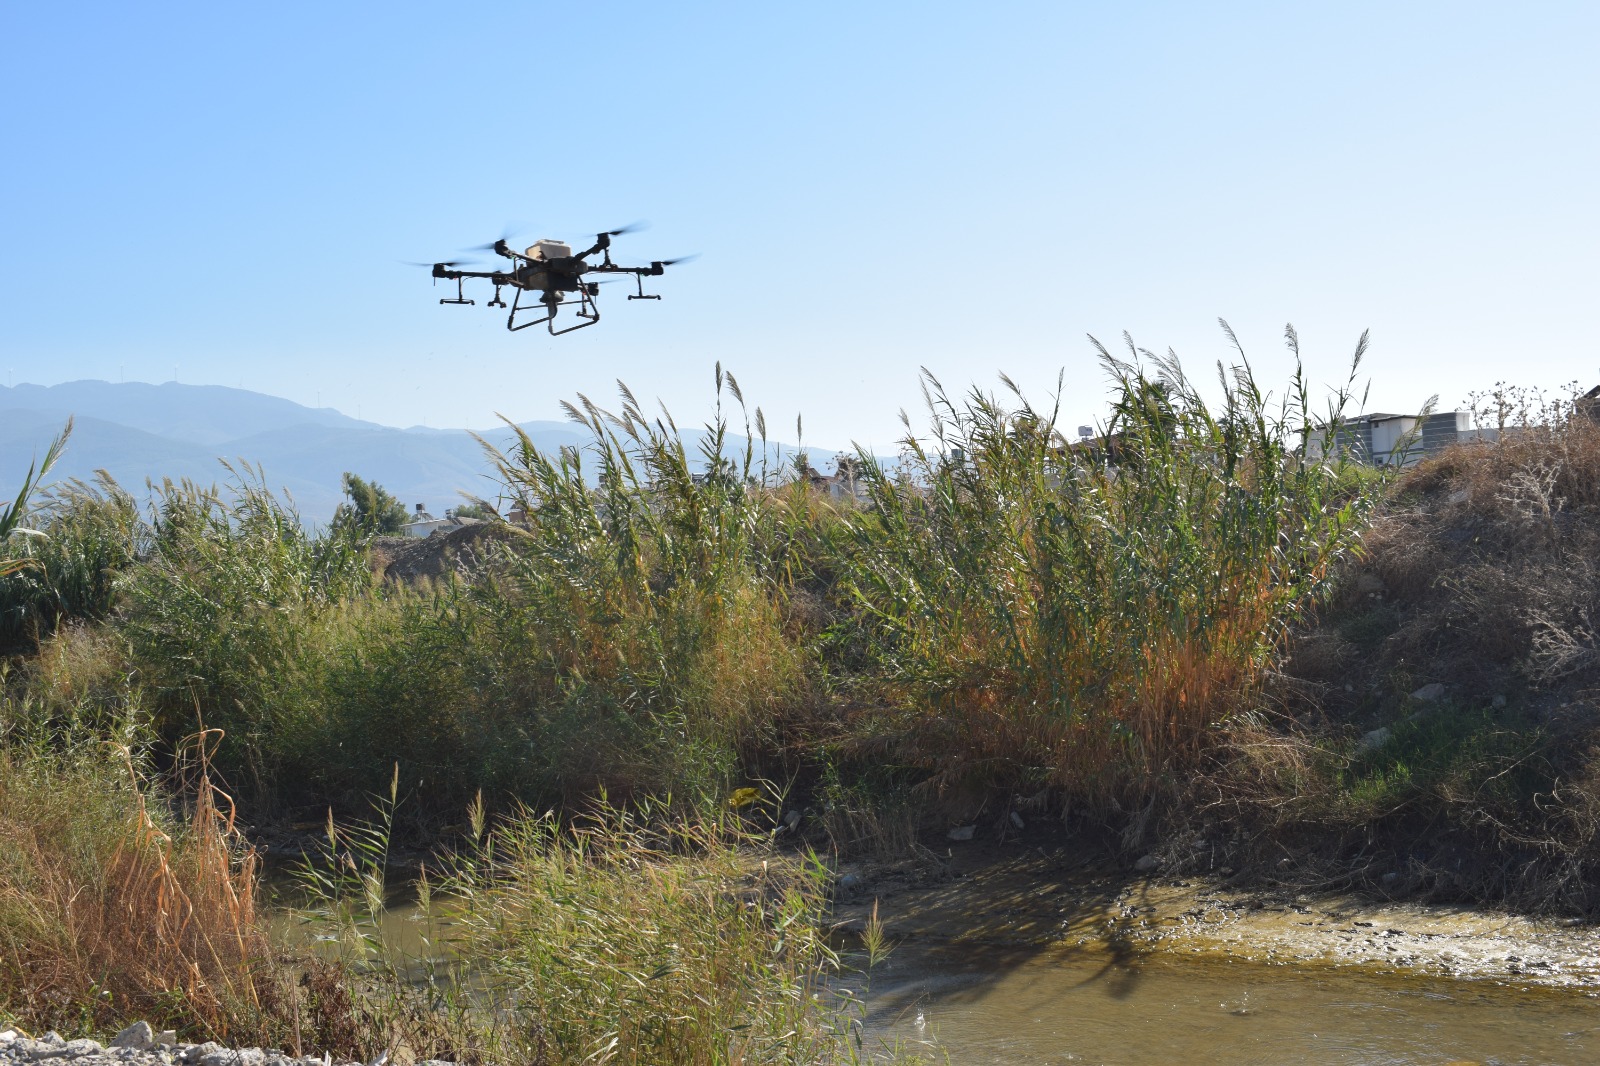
[507,286,599,335]
[440,277,474,306]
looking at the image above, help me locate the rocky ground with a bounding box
[0,1025,451,1066]
[369,523,511,585]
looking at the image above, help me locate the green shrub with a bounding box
[447,800,897,1066]
[0,475,142,650]
[117,467,369,790]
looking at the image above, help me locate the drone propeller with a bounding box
[653,254,699,267]
[403,259,477,269]
[599,220,648,238]
[468,222,532,253]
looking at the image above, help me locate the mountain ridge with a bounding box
[1,380,827,523]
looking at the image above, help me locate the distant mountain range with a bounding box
[0,381,822,524]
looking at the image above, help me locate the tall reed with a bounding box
[0,419,70,579]
[118,465,369,785]
[835,325,1378,808]
[477,366,811,803]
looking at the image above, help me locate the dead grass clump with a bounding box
[1354,512,1444,603]
[0,740,286,1042]
[1281,632,1355,690]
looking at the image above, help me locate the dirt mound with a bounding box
[369,521,519,584]
[1288,418,1600,727]
[1215,414,1600,911]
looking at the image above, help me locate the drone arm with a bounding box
[434,267,509,281]
[574,232,612,261]
[473,239,532,265]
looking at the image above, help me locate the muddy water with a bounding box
[861,939,1600,1065]
[269,867,1600,1064]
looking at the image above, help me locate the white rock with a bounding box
[946,824,976,841]
[1360,726,1392,751]
[1411,682,1446,703]
[1134,853,1160,872]
[0,1029,15,1043]
[111,1021,155,1049]
[202,1048,266,1066]
[1009,810,1025,830]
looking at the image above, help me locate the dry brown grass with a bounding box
[0,736,287,1041]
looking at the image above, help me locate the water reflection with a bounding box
[860,939,1600,1065]
[266,866,1600,1064]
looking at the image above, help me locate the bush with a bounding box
[117,468,369,792]
[445,800,894,1066]
[473,368,813,806]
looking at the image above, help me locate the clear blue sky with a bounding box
[4,1,1598,450]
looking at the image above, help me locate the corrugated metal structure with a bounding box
[1325,411,1474,467]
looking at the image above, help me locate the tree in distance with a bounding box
[332,472,408,536]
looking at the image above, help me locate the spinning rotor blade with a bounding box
[402,259,477,268]
[653,254,699,267]
[469,221,532,253]
[599,220,649,237]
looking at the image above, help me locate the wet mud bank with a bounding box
[831,847,1600,991]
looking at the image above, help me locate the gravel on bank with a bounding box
[0,1025,456,1066]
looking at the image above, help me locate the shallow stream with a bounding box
[270,871,1600,1065]
[860,938,1600,1065]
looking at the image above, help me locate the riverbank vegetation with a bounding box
[4,331,1600,1055]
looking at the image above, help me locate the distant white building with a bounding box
[1319,411,1476,467]
[402,503,448,538]
[402,503,487,538]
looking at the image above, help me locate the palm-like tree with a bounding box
[0,419,72,576]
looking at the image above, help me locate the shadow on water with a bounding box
[844,869,1162,1035]
[264,852,1600,1064]
[833,857,1600,1064]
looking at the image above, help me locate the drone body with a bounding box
[418,225,689,336]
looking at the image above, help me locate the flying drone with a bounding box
[412,223,692,336]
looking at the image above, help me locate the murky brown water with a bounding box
[270,868,1600,1065]
[860,939,1600,1065]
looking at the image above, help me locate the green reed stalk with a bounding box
[834,324,1379,805]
